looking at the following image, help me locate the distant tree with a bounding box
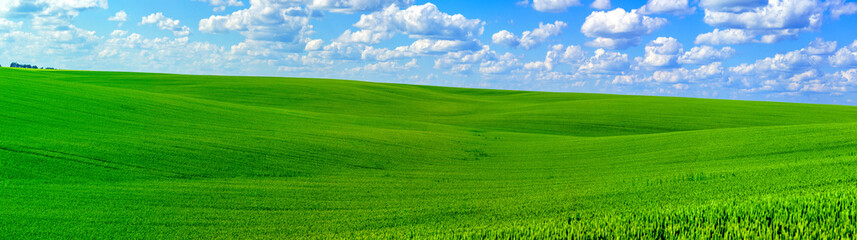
[9,62,39,69]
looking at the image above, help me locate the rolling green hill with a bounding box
[2,67,857,239]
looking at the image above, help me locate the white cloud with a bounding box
[638,0,695,15]
[0,18,22,31]
[584,37,640,50]
[491,21,567,49]
[480,52,521,75]
[830,40,857,67]
[703,0,823,30]
[433,46,517,75]
[678,45,735,64]
[0,0,107,30]
[694,28,755,45]
[698,0,855,44]
[351,59,418,72]
[524,44,585,71]
[0,0,105,61]
[309,41,365,60]
[95,32,239,74]
[195,0,244,12]
[742,49,821,73]
[640,37,683,68]
[305,39,323,51]
[828,0,857,19]
[309,0,413,13]
[612,74,641,84]
[699,0,768,12]
[336,29,393,44]
[651,68,691,83]
[407,39,481,54]
[832,68,857,85]
[728,42,833,94]
[108,10,127,24]
[579,48,629,73]
[591,0,611,9]
[581,8,668,49]
[140,12,191,37]
[109,29,127,38]
[199,0,313,52]
[352,3,484,42]
[805,37,837,55]
[492,30,518,48]
[361,45,415,61]
[646,62,724,84]
[531,0,581,13]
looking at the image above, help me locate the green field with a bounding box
[2,67,857,239]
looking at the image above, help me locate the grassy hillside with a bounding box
[2,67,857,239]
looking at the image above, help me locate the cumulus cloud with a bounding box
[491,21,567,49]
[140,12,191,37]
[108,11,127,25]
[524,44,585,71]
[433,46,514,75]
[351,3,484,42]
[699,0,768,12]
[733,49,821,74]
[0,0,107,30]
[529,0,582,13]
[579,48,630,73]
[407,39,481,54]
[830,40,857,68]
[697,0,857,45]
[361,45,415,61]
[805,37,837,55]
[725,40,854,94]
[591,0,611,9]
[93,32,247,74]
[638,0,695,15]
[0,18,22,31]
[678,45,735,64]
[640,37,683,68]
[305,39,324,51]
[695,28,755,45]
[350,59,418,72]
[652,62,725,83]
[309,0,413,13]
[581,8,668,49]
[199,0,313,52]
[195,0,244,12]
[0,0,105,60]
[703,0,823,30]
[828,0,857,19]
[480,52,521,75]
[336,29,393,44]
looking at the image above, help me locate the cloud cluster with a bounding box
[140,13,191,37]
[581,8,668,49]
[352,3,484,42]
[309,0,413,13]
[199,0,315,53]
[638,0,695,15]
[640,37,683,68]
[195,0,244,12]
[108,10,127,24]
[696,0,857,45]
[492,21,567,50]
[523,0,582,13]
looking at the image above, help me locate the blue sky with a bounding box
[3,0,857,104]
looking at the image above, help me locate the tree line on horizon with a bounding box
[1,62,54,70]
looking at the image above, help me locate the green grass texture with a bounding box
[2,67,857,239]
